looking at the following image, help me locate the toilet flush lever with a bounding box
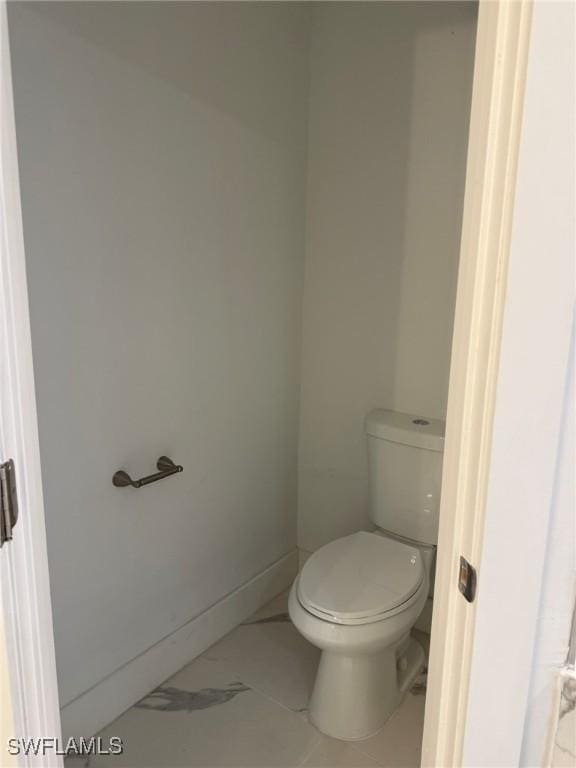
[458,556,477,602]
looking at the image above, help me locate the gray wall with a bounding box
[298,2,477,553]
[9,0,478,712]
[9,2,309,707]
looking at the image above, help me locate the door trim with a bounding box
[421,2,533,765]
[0,2,62,762]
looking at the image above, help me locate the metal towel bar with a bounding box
[112,456,183,489]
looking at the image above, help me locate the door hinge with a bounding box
[458,556,477,603]
[0,459,19,547]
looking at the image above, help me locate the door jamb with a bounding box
[0,1,62,763]
[421,1,533,765]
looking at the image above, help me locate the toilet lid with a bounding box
[298,532,424,624]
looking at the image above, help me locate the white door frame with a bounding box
[422,0,533,763]
[0,2,62,765]
[459,0,575,763]
[424,0,574,765]
[1,1,569,767]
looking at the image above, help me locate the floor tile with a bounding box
[553,694,576,767]
[86,590,427,768]
[91,655,320,767]
[354,691,425,768]
[300,737,382,767]
[204,590,320,712]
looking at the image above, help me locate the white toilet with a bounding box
[289,408,445,741]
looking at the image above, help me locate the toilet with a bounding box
[289,408,445,741]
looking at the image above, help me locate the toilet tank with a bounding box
[365,409,445,545]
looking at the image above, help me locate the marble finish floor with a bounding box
[551,674,576,767]
[75,590,429,768]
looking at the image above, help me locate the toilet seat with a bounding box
[297,531,425,626]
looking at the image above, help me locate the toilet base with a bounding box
[308,636,425,741]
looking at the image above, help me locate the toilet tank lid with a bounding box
[365,409,445,451]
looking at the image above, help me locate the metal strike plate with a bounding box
[458,556,477,603]
[0,459,19,547]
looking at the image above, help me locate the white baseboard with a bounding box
[60,550,298,741]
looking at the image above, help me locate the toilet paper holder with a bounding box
[112,456,183,489]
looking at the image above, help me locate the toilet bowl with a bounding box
[290,409,444,740]
[289,531,427,741]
